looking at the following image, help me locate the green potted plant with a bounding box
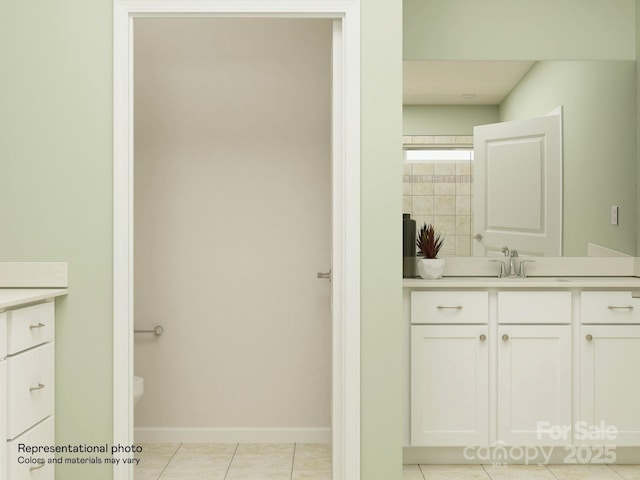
[416,223,446,279]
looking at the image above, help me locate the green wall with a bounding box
[499,61,636,256]
[361,1,403,478]
[404,105,498,136]
[0,1,113,479]
[0,1,403,479]
[404,0,636,60]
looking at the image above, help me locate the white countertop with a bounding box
[403,276,640,289]
[0,288,68,310]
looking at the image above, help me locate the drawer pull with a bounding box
[586,334,593,341]
[607,305,634,310]
[479,334,486,341]
[29,322,46,329]
[502,334,509,341]
[29,383,46,392]
[436,305,463,310]
[30,461,46,471]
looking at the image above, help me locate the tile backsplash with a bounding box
[403,135,473,257]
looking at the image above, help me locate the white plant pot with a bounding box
[418,258,446,279]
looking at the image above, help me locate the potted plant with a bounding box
[416,223,446,279]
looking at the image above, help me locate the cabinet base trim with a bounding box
[403,446,640,465]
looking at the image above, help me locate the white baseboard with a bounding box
[134,427,331,444]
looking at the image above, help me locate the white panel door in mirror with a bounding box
[474,112,562,256]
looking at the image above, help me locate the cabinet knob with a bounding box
[502,334,509,342]
[479,334,486,341]
[586,334,593,341]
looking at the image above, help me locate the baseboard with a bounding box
[134,427,331,444]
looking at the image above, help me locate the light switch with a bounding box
[611,205,619,225]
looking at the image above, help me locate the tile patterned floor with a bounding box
[134,443,331,480]
[403,464,640,480]
[136,444,640,480]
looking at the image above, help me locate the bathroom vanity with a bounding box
[0,289,67,480]
[403,276,640,463]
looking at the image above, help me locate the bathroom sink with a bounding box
[498,276,571,283]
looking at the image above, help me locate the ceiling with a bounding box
[403,61,536,105]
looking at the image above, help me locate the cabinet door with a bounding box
[581,326,640,446]
[498,325,571,445]
[411,325,488,446]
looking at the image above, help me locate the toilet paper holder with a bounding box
[134,325,164,336]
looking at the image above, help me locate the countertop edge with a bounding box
[0,288,68,310]
[403,277,640,289]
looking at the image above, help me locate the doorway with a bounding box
[113,2,361,480]
[133,11,332,459]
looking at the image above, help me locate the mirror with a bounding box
[403,60,637,257]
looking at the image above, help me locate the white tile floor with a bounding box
[134,443,331,480]
[136,444,640,480]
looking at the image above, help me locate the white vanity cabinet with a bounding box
[405,278,640,462]
[0,292,65,480]
[0,312,6,480]
[581,291,640,446]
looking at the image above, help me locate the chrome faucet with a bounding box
[493,246,535,278]
[509,250,519,277]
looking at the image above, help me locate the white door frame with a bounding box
[112,2,360,480]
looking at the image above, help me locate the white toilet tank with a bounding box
[134,376,144,405]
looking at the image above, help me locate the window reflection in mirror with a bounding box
[403,143,473,257]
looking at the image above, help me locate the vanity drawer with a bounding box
[0,361,6,479]
[498,291,571,324]
[7,416,54,480]
[7,302,54,355]
[411,291,488,324]
[582,291,640,324]
[6,343,54,439]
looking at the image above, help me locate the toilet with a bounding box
[134,376,144,405]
